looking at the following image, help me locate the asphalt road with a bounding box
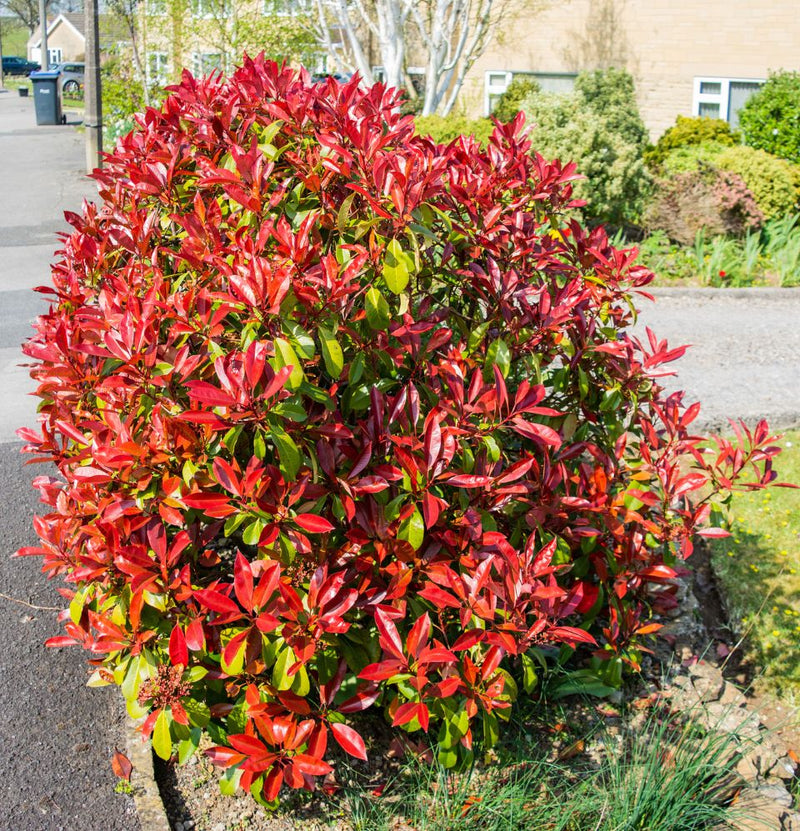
[0,93,139,830]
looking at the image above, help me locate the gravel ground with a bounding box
[635,287,800,432]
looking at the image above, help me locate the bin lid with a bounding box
[30,70,61,79]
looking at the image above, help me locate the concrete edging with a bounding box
[124,711,172,831]
[644,286,800,300]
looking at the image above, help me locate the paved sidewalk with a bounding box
[0,92,139,830]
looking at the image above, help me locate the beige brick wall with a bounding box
[466,0,800,139]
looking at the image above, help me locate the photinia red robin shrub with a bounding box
[18,57,781,805]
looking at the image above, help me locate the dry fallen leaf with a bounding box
[111,749,133,782]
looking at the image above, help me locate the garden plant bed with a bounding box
[153,545,800,831]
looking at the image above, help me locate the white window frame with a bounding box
[191,51,224,77]
[48,47,63,64]
[692,76,765,124]
[147,51,169,85]
[484,70,577,116]
[484,70,513,116]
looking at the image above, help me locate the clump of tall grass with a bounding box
[345,705,761,831]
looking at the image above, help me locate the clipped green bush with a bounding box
[522,69,652,225]
[660,141,729,175]
[415,114,494,146]
[574,67,649,147]
[493,77,541,123]
[740,71,800,164]
[645,115,739,169]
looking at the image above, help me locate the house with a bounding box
[27,13,86,65]
[27,13,131,65]
[466,0,800,139]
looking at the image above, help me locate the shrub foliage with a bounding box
[522,68,652,225]
[19,59,780,806]
[644,115,739,169]
[660,142,799,222]
[740,71,800,164]
[645,164,764,244]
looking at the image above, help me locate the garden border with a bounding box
[124,711,172,831]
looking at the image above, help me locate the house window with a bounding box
[484,70,577,116]
[191,0,230,17]
[147,51,169,85]
[263,0,311,14]
[48,48,62,64]
[192,52,224,77]
[692,77,764,129]
[372,65,425,94]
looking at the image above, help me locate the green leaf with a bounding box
[398,506,425,550]
[290,663,311,696]
[319,326,344,379]
[336,192,356,232]
[152,709,172,760]
[521,652,539,693]
[467,321,490,354]
[271,424,301,479]
[184,698,210,728]
[273,337,304,389]
[349,351,365,383]
[383,238,414,294]
[219,767,242,796]
[272,646,295,691]
[482,711,499,749]
[365,286,391,330]
[242,517,266,547]
[253,430,266,460]
[285,321,315,359]
[485,338,511,379]
[273,400,307,422]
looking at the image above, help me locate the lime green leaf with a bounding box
[285,321,315,359]
[242,517,266,547]
[184,698,210,728]
[271,424,301,479]
[485,338,511,378]
[467,321,490,354]
[152,709,172,760]
[383,238,414,294]
[272,646,295,691]
[365,287,391,331]
[398,506,425,550]
[273,337,304,389]
[319,326,344,379]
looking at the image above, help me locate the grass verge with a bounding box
[710,430,800,697]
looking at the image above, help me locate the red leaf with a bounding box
[697,527,730,539]
[111,749,133,781]
[375,608,405,661]
[205,746,246,768]
[338,686,381,714]
[44,636,79,648]
[293,513,335,534]
[169,624,189,668]
[445,474,493,488]
[330,722,368,761]
[293,753,334,776]
[194,588,241,615]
